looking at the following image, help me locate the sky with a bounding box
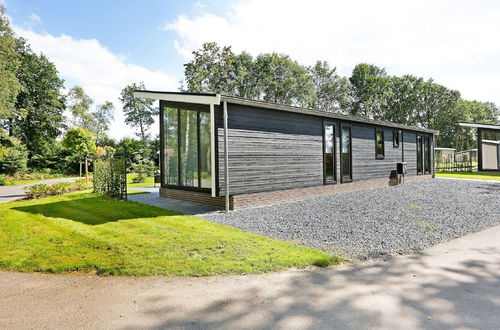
[3,0,500,140]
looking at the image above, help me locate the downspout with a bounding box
[210,104,216,197]
[223,101,230,212]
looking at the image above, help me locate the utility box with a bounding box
[397,162,407,175]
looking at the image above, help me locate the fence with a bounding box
[435,161,473,172]
[93,149,127,200]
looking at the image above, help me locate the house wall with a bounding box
[216,103,324,195]
[215,103,434,196]
[350,124,403,181]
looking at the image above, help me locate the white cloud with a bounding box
[12,26,178,140]
[166,0,500,105]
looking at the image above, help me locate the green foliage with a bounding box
[120,82,157,144]
[62,127,96,162]
[0,129,28,175]
[0,6,21,119]
[10,39,65,166]
[67,86,94,129]
[310,60,352,113]
[66,86,114,144]
[349,63,393,119]
[131,152,155,183]
[24,180,92,199]
[93,157,127,199]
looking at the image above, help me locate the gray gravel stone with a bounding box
[204,178,500,261]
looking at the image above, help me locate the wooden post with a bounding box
[85,157,89,181]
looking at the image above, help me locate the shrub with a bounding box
[25,184,52,199]
[0,132,28,175]
[0,174,10,186]
[24,179,93,199]
[93,159,126,199]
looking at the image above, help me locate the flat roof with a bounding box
[435,147,456,151]
[459,122,500,130]
[135,90,438,135]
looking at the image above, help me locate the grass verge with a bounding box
[436,171,500,181]
[0,192,341,276]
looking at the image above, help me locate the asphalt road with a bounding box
[0,177,80,204]
[1,224,499,329]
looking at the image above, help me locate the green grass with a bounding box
[436,171,500,181]
[127,174,155,188]
[0,192,341,276]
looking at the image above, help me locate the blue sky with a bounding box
[4,0,500,139]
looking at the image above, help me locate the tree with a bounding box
[253,53,315,107]
[120,82,157,144]
[62,127,96,179]
[0,6,21,120]
[0,129,27,174]
[11,39,65,168]
[183,42,237,94]
[349,63,392,119]
[309,61,352,113]
[67,86,94,129]
[93,101,114,143]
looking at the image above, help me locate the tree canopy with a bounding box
[120,82,157,144]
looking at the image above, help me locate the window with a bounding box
[375,129,385,159]
[424,136,431,174]
[393,130,400,148]
[341,125,352,182]
[417,135,423,174]
[324,122,336,183]
[162,106,211,189]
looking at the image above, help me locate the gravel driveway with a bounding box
[205,178,500,260]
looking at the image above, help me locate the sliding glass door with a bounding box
[341,125,352,182]
[162,106,211,190]
[324,122,336,183]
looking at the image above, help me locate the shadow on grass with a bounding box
[12,195,181,225]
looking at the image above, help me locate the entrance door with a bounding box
[324,122,336,184]
[341,125,352,182]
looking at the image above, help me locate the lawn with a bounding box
[127,173,155,188]
[0,192,341,276]
[436,171,500,181]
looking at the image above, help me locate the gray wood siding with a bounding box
[217,104,323,195]
[350,124,403,181]
[404,132,417,176]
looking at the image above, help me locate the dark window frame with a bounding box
[416,134,423,175]
[393,130,400,148]
[160,102,211,193]
[323,120,337,184]
[340,124,353,183]
[424,136,431,174]
[375,129,385,160]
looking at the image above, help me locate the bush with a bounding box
[0,174,10,186]
[25,184,52,199]
[24,180,93,199]
[93,159,126,199]
[0,132,28,175]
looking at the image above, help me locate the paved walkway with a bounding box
[128,187,219,215]
[1,224,499,329]
[0,177,81,204]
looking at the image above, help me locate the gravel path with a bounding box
[205,178,500,260]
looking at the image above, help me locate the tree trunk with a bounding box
[79,162,82,178]
[85,157,89,181]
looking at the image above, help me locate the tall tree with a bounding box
[120,82,157,144]
[253,52,315,107]
[0,6,21,121]
[67,86,94,129]
[11,39,65,168]
[93,101,114,143]
[309,61,352,113]
[62,127,96,179]
[349,63,392,119]
[184,42,236,94]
